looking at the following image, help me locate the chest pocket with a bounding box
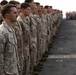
[8,33,16,46]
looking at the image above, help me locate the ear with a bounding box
[20,9,22,12]
[5,13,9,19]
[22,8,25,12]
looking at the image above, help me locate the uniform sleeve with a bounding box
[0,34,5,75]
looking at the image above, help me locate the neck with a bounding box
[43,13,46,15]
[20,13,27,18]
[3,19,12,27]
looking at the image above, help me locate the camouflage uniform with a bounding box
[41,15,48,53]
[17,16,30,75]
[53,14,57,36]
[35,15,42,62]
[13,21,24,75]
[0,14,3,24]
[0,22,19,75]
[29,14,38,74]
[46,14,52,44]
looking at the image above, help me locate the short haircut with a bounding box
[21,3,30,9]
[41,5,43,8]
[50,6,52,8]
[35,2,40,6]
[1,0,8,6]
[9,1,20,5]
[25,0,33,3]
[44,6,49,9]
[1,4,16,18]
[0,3,1,8]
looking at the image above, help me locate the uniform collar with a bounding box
[2,22,13,32]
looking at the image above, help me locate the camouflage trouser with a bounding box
[22,56,30,75]
[22,46,30,75]
[41,37,47,54]
[5,73,19,75]
[38,38,42,61]
[45,36,48,52]
[30,44,37,74]
[4,70,19,75]
[30,51,35,74]
[0,20,3,24]
[6,74,17,75]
